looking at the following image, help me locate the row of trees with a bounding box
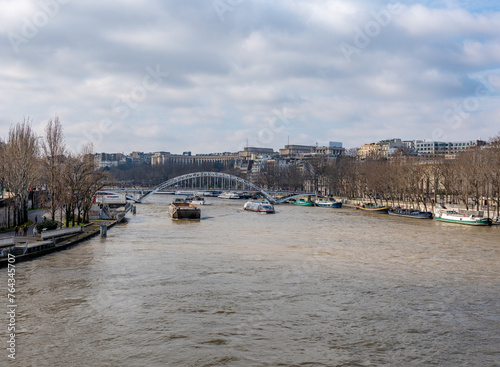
[1,117,108,228]
[274,135,500,215]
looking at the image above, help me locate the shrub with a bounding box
[36,220,58,232]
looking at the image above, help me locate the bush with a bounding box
[36,220,58,232]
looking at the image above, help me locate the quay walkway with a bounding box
[0,220,117,268]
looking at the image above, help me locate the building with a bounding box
[279,141,344,161]
[356,138,486,160]
[317,141,343,148]
[401,140,422,150]
[357,138,405,160]
[416,140,486,158]
[95,153,125,168]
[130,151,152,164]
[279,145,316,157]
[387,140,421,157]
[151,151,171,165]
[234,147,276,174]
[151,151,238,167]
[239,147,276,160]
[314,141,344,158]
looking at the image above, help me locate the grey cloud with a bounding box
[1,0,499,152]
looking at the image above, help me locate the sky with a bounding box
[1,0,500,154]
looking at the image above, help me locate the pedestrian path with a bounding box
[0,209,49,239]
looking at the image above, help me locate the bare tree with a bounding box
[438,159,460,206]
[263,159,276,190]
[486,135,500,217]
[287,163,304,192]
[76,144,108,223]
[455,148,485,210]
[42,117,66,221]
[2,119,41,225]
[60,144,108,226]
[385,156,405,208]
[304,156,329,196]
[360,159,389,205]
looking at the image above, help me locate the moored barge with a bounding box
[388,208,433,219]
[356,204,390,214]
[169,199,201,219]
[434,207,491,226]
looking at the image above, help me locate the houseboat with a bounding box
[388,207,433,219]
[218,192,240,199]
[356,204,390,214]
[434,207,492,226]
[315,199,342,208]
[293,198,315,206]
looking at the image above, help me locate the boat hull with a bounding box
[243,208,275,214]
[191,200,211,206]
[243,201,275,213]
[169,203,201,219]
[316,202,342,208]
[203,191,221,197]
[388,209,433,219]
[434,216,491,226]
[434,209,492,226]
[294,199,314,206]
[218,192,240,199]
[357,205,390,214]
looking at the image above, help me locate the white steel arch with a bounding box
[137,172,276,203]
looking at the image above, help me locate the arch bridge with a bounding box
[134,172,277,203]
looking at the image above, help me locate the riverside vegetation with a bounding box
[1,117,108,230]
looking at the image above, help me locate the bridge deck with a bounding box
[101,172,315,205]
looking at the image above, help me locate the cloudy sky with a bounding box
[1,0,500,154]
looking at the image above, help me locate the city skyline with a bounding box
[1,0,500,154]
[95,136,486,156]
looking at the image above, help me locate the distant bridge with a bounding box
[102,172,315,204]
[137,172,276,203]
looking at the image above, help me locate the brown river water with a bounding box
[2,195,500,366]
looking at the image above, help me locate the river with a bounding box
[3,195,500,366]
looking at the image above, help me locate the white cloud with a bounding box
[395,4,500,37]
[1,0,499,154]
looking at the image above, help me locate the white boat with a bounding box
[95,193,127,207]
[175,190,195,195]
[185,196,212,205]
[434,206,492,226]
[492,216,500,225]
[315,199,342,208]
[203,191,221,197]
[218,192,240,199]
[243,200,275,214]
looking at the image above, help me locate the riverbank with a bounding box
[0,220,117,268]
[338,197,499,216]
